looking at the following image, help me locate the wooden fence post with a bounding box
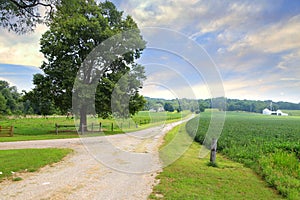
[0,125,2,132]
[99,122,102,132]
[111,123,113,131]
[10,126,14,137]
[210,138,217,164]
[55,123,58,135]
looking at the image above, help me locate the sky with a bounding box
[0,0,300,103]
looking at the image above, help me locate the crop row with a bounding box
[186,112,300,199]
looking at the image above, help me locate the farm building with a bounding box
[262,108,288,116]
[149,105,165,112]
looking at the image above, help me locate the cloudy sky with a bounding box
[0,0,300,103]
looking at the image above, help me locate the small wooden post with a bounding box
[111,123,113,131]
[55,123,58,135]
[99,122,102,132]
[0,125,2,132]
[210,138,217,164]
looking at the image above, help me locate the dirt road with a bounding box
[0,118,191,200]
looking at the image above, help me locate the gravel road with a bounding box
[0,118,192,200]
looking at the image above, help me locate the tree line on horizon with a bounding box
[1,80,300,117]
[143,97,300,114]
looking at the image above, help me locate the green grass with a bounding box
[0,111,191,142]
[149,124,283,200]
[0,134,80,142]
[186,111,300,199]
[0,148,72,181]
[282,110,300,116]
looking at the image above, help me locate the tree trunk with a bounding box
[79,105,88,133]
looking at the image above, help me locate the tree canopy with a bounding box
[29,0,146,128]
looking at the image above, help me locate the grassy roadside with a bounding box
[149,124,283,200]
[0,111,191,142]
[0,148,73,181]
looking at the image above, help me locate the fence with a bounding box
[0,126,14,137]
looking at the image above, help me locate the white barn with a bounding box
[262,108,288,116]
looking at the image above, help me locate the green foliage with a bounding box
[23,74,59,116]
[259,150,300,199]
[163,102,174,112]
[150,126,283,199]
[0,148,72,181]
[132,110,190,125]
[0,0,57,34]
[226,99,300,113]
[144,97,201,113]
[0,80,24,115]
[32,0,146,127]
[186,112,300,199]
[0,93,6,113]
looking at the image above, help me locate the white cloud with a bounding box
[121,0,206,30]
[228,15,300,54]
[0,24,47,67]
[276,50,300,71]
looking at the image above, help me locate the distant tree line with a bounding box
[0,80,25,115]
[143,97,300,114]
[143,97,208,113]
[0,80,59,116]
[1,81,300,117]
[218,97,300,113]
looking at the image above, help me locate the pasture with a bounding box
[0,111,190,142]
[186,111,300,199]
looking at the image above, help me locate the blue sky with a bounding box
[0,0,300,103]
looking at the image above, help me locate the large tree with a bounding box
[34,0,146,130]
[0,0,58,34]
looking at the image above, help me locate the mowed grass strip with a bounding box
[149,124,283,200]
[0,148,72,181]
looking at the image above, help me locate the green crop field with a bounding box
[0,111,190,142]
[282,110,300,116]
[186,112,300,199]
